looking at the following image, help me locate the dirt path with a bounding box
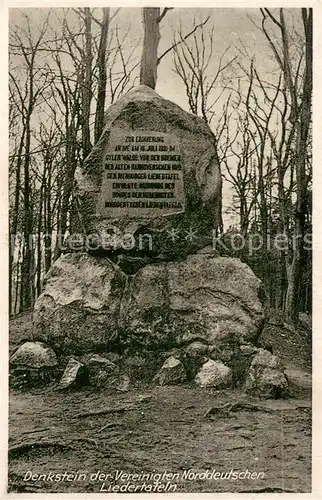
[8,386,311,494]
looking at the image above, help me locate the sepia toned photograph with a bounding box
[8,5,312,494]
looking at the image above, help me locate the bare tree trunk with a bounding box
[36,169,46,297]
[9,128,25,315]
[259,8,312,323]
[15,240,23,315]
[82,8,93,158]
[44,163,52,273]
[140,8,160,89]
[94,8,110,143]
[21,101,34,310]
[285,9,312,323]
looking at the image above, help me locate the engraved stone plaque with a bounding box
[96,129,186,218]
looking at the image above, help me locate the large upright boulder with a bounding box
[72,85,221,261]
[120,254,265,349]
[33,253,126,354]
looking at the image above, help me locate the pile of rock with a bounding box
[9,339,289,399]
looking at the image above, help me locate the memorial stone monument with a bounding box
[33,86,266,381]
[72,85,222,264]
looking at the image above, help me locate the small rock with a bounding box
[10,342,58,368]
[86,355,118,388]
[184,341,209,358]
[58,358,88,390]
[87,354,117,369]
[85,354,131,391]
[240,344,259,356]
[153,356,186,386]
[284,368,311,389]
[114,374,130,392]
[195,359,232,388]
[137,394,152,403]
[244,349,288,399]
[182,342,209,380]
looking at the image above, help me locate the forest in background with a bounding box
[9,7,312,324]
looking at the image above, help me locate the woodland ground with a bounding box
[8,311,312,494]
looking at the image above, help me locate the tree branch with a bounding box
[157,8,173,23]
[157,16,210,65]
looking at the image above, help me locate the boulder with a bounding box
[33,253,126,354]
[121,254,265,349]
[82,351,121,366]
[10,342,58,368]
[153,356,186,386]
[244,349,288,399]
[72,85,222,262]
[58,358,88,390]
[86,354,118,388]
[195,359,232,388]
[9,342,59,388]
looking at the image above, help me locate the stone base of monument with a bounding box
[28,250,289,398]
[33,252,265,353]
